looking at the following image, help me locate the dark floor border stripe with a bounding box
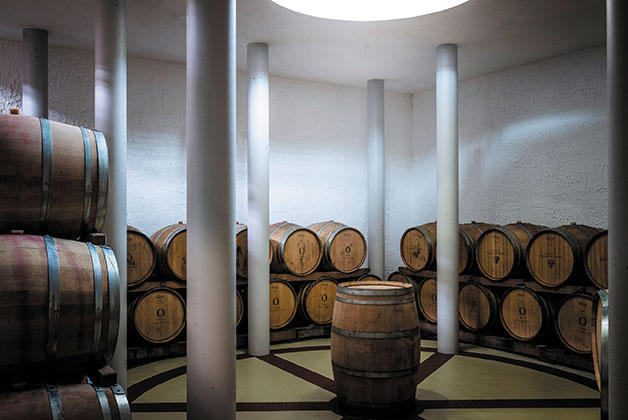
[422,398,601,409]
[418,352,454,384]
[257,354,336,393]
[127,365,186,402]
[459,350,599,391]
[238,401,332,411]
[271,345,331,355]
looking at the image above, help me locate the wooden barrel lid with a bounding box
[236,224,248,278]
[555,294,593,354]
[131,287,186,344]
[500,287,548,341]
[299,277,338,325]
[585,231,608,289]
[527,230,576,287]
[127,226,157,287]
[418,277,437,323]
[236,289,244,327]
[476,229,516,281]
[327,226,367,273]
[399,223,436,272]
[459,282,497,332]
[269,279,297,329]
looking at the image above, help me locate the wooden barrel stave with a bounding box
[458,281,497,332]
[127,225,157,288]
[151,222,187,281]
[0,234,119,385]
[585,230,608,289]
[129,287,186,344]
[0,115,108,238]
[269,279,297,329]
[499,286,550,341]
[298,277,338,325]
[307,221,367,273]
[269,222,322,276]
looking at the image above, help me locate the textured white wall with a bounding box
[410,46,607,233]
[0,39,413,276]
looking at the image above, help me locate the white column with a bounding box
[95,0,127,388]
[186,0,236,418]
[22,28,48,118]
[436,43,459,355]
[247,42,270,356]
[367,79,385,279]
[608,2,628,419]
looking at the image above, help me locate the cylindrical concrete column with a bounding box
[367,79,385,279]
[22,28,48,118]
[186,0,236,419]
[247,42,270,356]
[95,0,127,388]
[608,2,628,419]
[436,43,459,355]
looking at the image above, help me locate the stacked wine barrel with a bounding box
[0,113,130,418]
[399,220,608,360]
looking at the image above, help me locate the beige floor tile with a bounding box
[420,408,600,420]
[128,356,187,387]
[270,338,331,350]
[417,355,599,401]
[134,374,186,403]
[276,350,334,379]
[237,411,341,419]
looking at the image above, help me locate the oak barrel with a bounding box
[459,222,498,274]
[0,114,108,238]
[476,222,547,281]
[0,383,132,420]
[554,293,593,354]
[585,230,608,289]
[236,289,244,327]
[129,287,186,344]
[526,224,602,288]
[417,277,438,323]
[151,222,187,281]
[0,234,119,385]
[269,222,322,276]
[458,282,498,332]
[127,225,157,288]
[499,286,551,341]
[298,277,338,325]
[307,221,367,273]
[387,271,419,307]
[331,280,420,414]
[235,223,273,278]
[356,273,383,282]
[592,289,608,417]
[399,222,436,272]
[270,279,297,329]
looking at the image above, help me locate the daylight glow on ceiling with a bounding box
[270,0,471,22]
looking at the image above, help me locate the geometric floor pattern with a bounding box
[128,338,601,419]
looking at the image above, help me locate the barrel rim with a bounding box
[525,228,579,288]
[553,292,593,355]
[337,280,413,296]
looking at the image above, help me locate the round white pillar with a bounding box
[186,0,236,419]
[22,28,48,118]
[608,2,628,419]
[367,79,385,279]
[436,43,459,355]
[95,0,127,388]
[247,42,270,356]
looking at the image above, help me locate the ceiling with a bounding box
[0,0,606,93]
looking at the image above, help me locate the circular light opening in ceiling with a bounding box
[270,0,471,22]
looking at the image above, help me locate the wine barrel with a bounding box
[459,222,498,274]
[129,287,186,344]
[585,230,608,289]
[554,293,593,354]
[0,114,108,238]
[235,223,273,278]
[399,222,436,272]
[387,271,419,305]
[269,222,322,276]
[417,277,437,323]
[592,289,608,417]
[298,277,338,325]
[269,279,297,329]
[0,234,119,385]
[500,286,551,341]
[459,282,498,332]
[307,221,367,273]
[127,225,157,288]
[236,289,244,327]
[0,383,132,420]
[331,280,420,415]
[356,273,382,282]
[476,222,547,281]
[526,224,602,288]
[151,222,187,281]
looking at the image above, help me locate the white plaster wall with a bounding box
[410,46,607,233]
[0,39,413,276]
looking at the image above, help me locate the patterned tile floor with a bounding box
[128,338,600,419]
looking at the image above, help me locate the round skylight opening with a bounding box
[270,0,471,22]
